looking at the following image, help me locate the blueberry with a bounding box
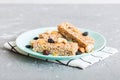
[25,45,32,48]
[43,50,50,55]
[76,51,81,55]
[48,38,54,43]
[82,32,88,36]
[33,37,39,40]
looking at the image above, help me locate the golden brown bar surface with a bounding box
[58,22,94,52]
[32,39,78,56]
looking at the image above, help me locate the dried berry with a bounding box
[82,32,88,36]
[76,51,81,55]
[48,38,54,43]
[43,50,50,55]
[25,45,32,48]
[33,37,39,40]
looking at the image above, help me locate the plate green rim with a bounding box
[16,27,106,60]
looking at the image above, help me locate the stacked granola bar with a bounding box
[58,22,94,53]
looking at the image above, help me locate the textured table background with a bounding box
[0,4,120,80]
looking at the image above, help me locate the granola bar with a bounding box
[31,39,78,56]
[58,22,94,52]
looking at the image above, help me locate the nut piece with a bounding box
[51,31,58,34]
[85,44,94,53]
[78,47,85,53]
[57,38,67,43]
[52,52,58,56]
[30,40,36,46]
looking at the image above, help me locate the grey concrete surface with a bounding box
[0,4,120,80]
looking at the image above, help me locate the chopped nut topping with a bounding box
[57,38,67,43]
[78,47,85,53]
